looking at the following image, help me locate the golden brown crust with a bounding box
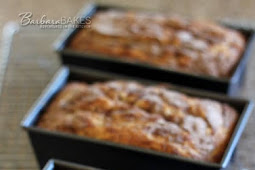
[38,81,238,163]
[68,10,245,77]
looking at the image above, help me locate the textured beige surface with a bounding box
[2,0,255,36]
[0,0,255,170]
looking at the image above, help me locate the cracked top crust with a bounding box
[38,81,238,162]
[68,10,245,77]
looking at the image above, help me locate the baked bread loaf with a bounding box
[38,81,238,163]
[68,10,245,78]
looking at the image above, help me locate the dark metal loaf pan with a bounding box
[21,66,253,170]
[43,159,102,170]
[54,3,255,96]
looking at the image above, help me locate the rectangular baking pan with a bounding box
[43,159,102,170]
[54,3,255,96]
[21,66,253,170]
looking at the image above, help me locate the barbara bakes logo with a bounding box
[18,12,91,29]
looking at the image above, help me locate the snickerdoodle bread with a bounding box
[38,81,238,162]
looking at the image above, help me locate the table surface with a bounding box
[1,2,255,170]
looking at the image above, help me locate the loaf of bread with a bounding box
[38,81,238,162]
[68,10,245,77]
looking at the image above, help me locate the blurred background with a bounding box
[1,0,255,35]
[1,0,255,169]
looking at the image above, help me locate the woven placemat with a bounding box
[0,22,254,169]
[0,24,60,169]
